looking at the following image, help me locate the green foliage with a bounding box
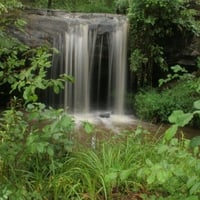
[190,136,200,148]
[130,49,148,72]
[61,130,150,199]
[0,0,23,30]
[0,1,74,106]
[72,0,115,13]
[48,129,200,199]
[22,0,116,13]
[1,1,200,199]
[168,110,194,127]
[0,3,76,197]
[0,0,22,10]
[115,0,129,8]
[0,44,73,104]
[128,0,200,86]
[0,110,200,199]
[0,102,74,198]
[115,0,129,13]
[82,121,95,134]
[0,102,74,168]
[134,78,200,125]
[137,137,200,199]
[164,99,200,144]
[159,65,191,87]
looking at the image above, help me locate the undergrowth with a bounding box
[1,115,200,199]
[134,78,200,126]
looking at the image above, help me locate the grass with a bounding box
[0,112,200,199]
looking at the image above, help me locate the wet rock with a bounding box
[9,9,127,48]
[99,112,111,118]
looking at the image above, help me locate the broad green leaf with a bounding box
[14,18,27,28]
[0,3,7,14]
[23,86,38,102]
[171,65,187,73]
[190,136,200,148]
[193,100,200,110]
[64,140,73,152]
[53,85,60,94]
[82,121,95,134]
[168,110,193,127]
[164,125,178,141]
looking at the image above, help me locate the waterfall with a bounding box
[59,14,128,114]
[23,12,128,114]
[64,24,90,113]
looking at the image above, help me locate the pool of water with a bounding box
[72,113,200,139]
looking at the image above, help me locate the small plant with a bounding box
[158,65,192,87]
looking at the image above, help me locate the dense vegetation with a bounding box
[134,65,200,127]
[0,0,200,199]
[129,0,200,87]
[21,0,124,13]
[128,0,200,128]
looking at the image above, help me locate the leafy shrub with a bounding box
[128,0,200,86]
[0,102,74,198]
[134,78,200,126]
[22,0,116,13]
[1,110,200,199]
[50,128,200,199]
[115,0,129,14]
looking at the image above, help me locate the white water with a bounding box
[73,113,137,133]
[64,24,90,113]
[61,14,128,114]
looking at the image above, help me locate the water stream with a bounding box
[53,14,128,114]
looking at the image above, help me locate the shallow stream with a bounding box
[73,113,200,140]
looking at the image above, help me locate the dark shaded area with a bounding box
[47,0,52,9]
[90,33,110,111]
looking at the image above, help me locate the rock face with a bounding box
[12,9,126,47]
[165,35,200,68]
[177,36,200,67]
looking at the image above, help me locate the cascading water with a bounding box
[58,14,128,114]
[16,11,128,115]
